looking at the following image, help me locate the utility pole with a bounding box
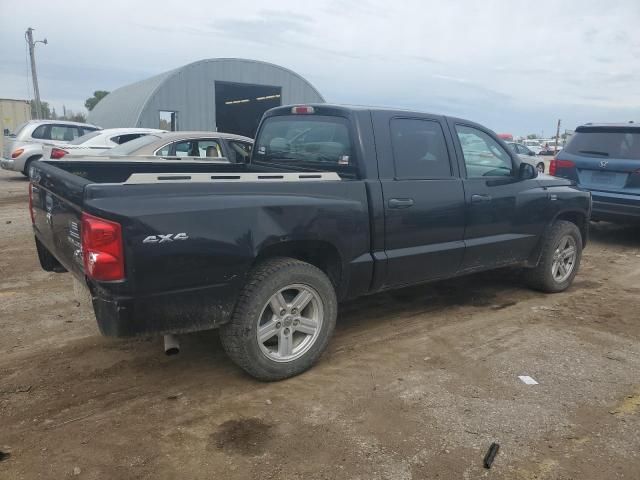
[25,28,47,119]
[554,119,561,154]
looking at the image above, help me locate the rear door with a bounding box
[374,112,466,288]
[450,122,546,271]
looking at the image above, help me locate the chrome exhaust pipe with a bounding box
[164,334,180,356]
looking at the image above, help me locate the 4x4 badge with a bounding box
[143,233,189,244]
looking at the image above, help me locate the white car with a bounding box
[522,139,543,155]
[1,119,100,175]
[43,128,165,159]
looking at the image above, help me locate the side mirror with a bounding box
[528,151,535,156]
[519,162,537,180]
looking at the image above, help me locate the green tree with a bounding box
[526,134,539,139]
[68,112,87,123]
[84,90,109,111]
[30,100,52,119]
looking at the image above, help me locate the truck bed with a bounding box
[29,157,371,337]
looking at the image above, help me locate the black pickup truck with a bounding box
[30,104,591,380]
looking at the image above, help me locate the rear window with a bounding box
[70,131,102,145]
[105,134,162,155]
[565,128,640,159]
[254,115,354,176]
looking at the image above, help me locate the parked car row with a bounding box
[1,119,254,174]
[2,119,100,175]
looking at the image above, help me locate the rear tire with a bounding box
[220,258,337,381]
[22,155,42,177]
[525,220,582,293]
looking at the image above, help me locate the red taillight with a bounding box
[11,148,24,159]
[28,183,35,224]
[81,212,125,281]
[291,105,315,114]
[50,148,68,159]
[549,158,574,176]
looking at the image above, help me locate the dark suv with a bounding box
[552,123,640,223]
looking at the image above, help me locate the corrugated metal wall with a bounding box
[89,59,324,131]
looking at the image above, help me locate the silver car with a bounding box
[101,131,254,163]
[1,119,100,175]
[506,142,547,173]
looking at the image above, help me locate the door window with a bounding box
[456,125,513,178]
[170,139,223,158]
[50,125,81,141]
[390,118,452,179]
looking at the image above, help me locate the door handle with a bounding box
[471,194,492,204]
[388,198,414,208]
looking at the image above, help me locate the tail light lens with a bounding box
[50,148,68,159]
[28,183,35,224]
[11,148,24,158]
[549,159,575,176]
[81,212,125,281]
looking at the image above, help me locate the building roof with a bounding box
[88,58,324,129]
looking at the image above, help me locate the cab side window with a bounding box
[390,118,452,179]
[456,125,513,178]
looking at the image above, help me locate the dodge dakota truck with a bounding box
[29,104,591,380]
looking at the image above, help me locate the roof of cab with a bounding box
[265,103,484,130]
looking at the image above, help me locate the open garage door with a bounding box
[215,81,282,138]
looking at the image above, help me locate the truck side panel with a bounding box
[81,180,372,335]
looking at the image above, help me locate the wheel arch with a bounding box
[527,209,588,267]
[253,240,345,297]
[22,154,43,175]
[553,210,588,247]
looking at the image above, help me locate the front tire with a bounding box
[525,220,582,293]
[220,258,337,381]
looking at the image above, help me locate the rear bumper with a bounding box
[591,191,640,223]
[90,282,239,337]
[1,157,16,171]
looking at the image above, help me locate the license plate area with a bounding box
[591,171,615,185]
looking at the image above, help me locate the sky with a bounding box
[0,0,638,136]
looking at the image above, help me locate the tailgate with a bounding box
[30,163,89,279]
[574,156,640,195]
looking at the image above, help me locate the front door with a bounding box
[451,123,546,271]
[376,113,466,288]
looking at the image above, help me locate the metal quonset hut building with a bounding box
[88,58,325,138]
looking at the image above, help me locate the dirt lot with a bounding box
[1,167,639,480]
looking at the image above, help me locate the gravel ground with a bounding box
[0,167,639,479]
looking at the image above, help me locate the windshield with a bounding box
[70,130,102,145]
[254,115,354,175]
[104,134,162,155]
[564,129,640,159]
